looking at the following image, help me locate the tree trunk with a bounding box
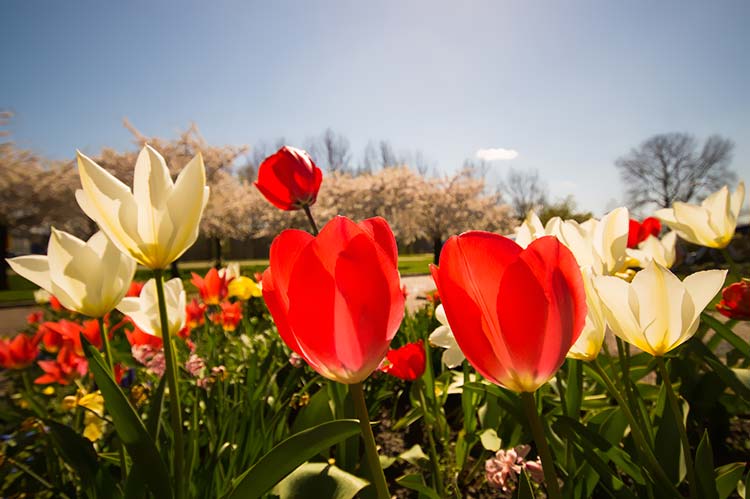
[432,236,443,265]
[213,237,223,269]
[0,224,9,290]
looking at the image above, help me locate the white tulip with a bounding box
[116,278,186,338]
[76,145,209,270]
[567,267,607,361]
[594,262,726,356]
[7,229,136,317]
[429,304,465,368]
[513,211,545,249]
[655,182,744,249]
[626,231,677,268]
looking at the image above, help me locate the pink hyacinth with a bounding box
[485,445,544,496]
[131,344,166,378]
[185,354,206,377]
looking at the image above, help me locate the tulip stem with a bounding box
[350,382,389,499]
[721,248,743,277]
[153,269,185,499]
[97,317,114,375]
[302,205,319,235]
[519,391,561,499]
[591,360,680,497]
[656,357,699,499]
[418,380,444,497]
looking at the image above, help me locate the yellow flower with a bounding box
[117,278,186,338]
[227,276,262,300]
[7,230,135,317]
[655,182,744,249]
[594,262,726,356]
[76,145,209,270]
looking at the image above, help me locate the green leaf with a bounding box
[82,340,172,499]
[513,469,534,499]
[398,444,429,466]
[715,463,745,499]
[654,382,686,484]
[701,313,750,358]
[566,359,583,418]
[44,420,103,495]
[395,473,441,499]
[272,462,368,499]
[480,429,501,452]
[695,430,719,499]
[292,389,333,434]
[146,374,166,440]
[226,419,361,499]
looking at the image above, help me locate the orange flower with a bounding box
[186,298,207,329]
[35,345,88,385]
[212,301,242,331]
[191,268,232,305]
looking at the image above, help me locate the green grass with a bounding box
[0,254,434,305]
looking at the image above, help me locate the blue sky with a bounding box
[2,0,748,215]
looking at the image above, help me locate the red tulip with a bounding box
[35,345,88,385]
[254,146,323,211]
[191,268,232,305]
[212,301,242,331]
[49,295,64,312]
[0,334,39,369]
[262,216,405,384]
[430,233,587,393]
[42,320,102,357]
[716,280,750,320]
[26,311,43,325]
[126,280,145,297]
[185,298,207,329]
[379,341,426,381]
[125,324,163,348]
[627,217,662,248]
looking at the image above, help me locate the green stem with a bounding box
[5,456,72,499]
[519,391,562,499]
[350,382,389,499]
[97,317,114,375]
[418,380,444,497]
[302,205,319,235]
[720,247,742,277]
[21,372,45,417]
[656,357,699,499]
[591,360,680,497]
[153,269,185,499]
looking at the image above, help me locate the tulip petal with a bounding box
[359,217,398,268]
[76,152,142,258]
[165,153,209,265]
[679,269,728,342]
[594,275,652,353]
[7,255,52,292]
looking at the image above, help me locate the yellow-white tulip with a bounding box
[626,232,677,268]
[76,145,209,270]
[516,208,629,275]
[594,262,726,356]
[567,267,607,361]
[7,229,136,317]
[655,182,744,249]
[116,278,186,338]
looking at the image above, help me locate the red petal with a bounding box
[359,217,398,268]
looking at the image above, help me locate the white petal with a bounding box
[429,325,455,348]
[594,275,650,353]
[164,153,208,265]
[6,255,52,291]
[435,304,448,326]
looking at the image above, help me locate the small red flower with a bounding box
[191,268,232,305]
[212,301,242,331]
[717,280,750,320]
[126,280,145,297]
[254,146,323,211]
[35,345,87,385]
[186,298,207,329]
[125,325,163,348]
[379,341,426,381]
[26,311,43,325]
[627,217,662,248]
[42,320,102,357]
[49,295,64,312]
[0,334,39,369]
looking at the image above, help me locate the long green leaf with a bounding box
[701,313,750,358]
[395,473,441,499]
[695,430,719,499]
[82,340,173,499]
[513,469,534,499]
[715,463,745,499]
[226,419,361,499]
[44,420,101,495]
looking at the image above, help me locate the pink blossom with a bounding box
[185,354,205,377]
[131,344,165,378]
[485,444,543,495]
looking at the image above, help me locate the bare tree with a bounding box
[238,137,286,182]
[615,133,735,209]
[307,128,351,173]
[500,167,548,220]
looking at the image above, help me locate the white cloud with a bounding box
[475,147,519,161]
